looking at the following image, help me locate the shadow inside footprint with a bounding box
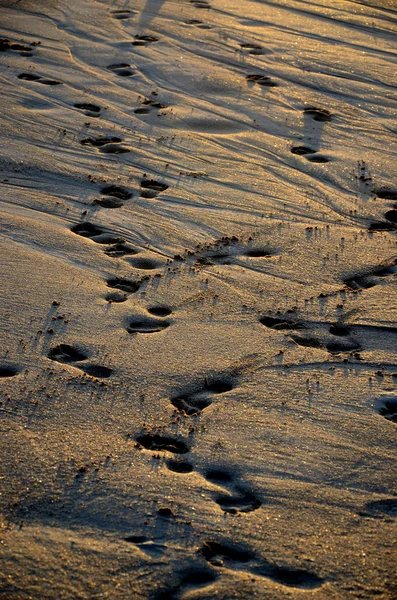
[215,489,261,514]
[48,344,87,364]
[246,74,277,87]
[81,136,122,147]
[74,103,101,117]
[137,434,189,454]
[101,185,132,200]
[148,306,173,317]
[81,136,130,154]
[359,498,397,519]
[104,243,138,258]
[127,316,170,333]
[94,198,124,208]
[0,365,20,377]
[201,540,323,589]
[107,278,141,293]
[303,107,332,122]
[127,258,159,270]
[375,395,397,423]
[291,146,316,155]
[375,189,397,201]
[171,378,234,416]
[132,35,159,46]
[71,222,122,245]
[166,459,194,473]
[79,365,113,378]
[260,315,305,330]
[140,179,168,198]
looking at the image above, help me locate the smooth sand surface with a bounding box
[0,0,396,598]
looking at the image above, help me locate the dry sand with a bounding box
[0,0,396,598]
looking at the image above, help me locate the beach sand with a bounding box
[0,0,396,597]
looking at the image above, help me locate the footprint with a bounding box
[329,324,351,336]
[48,344,112,378]
[107,277,142,293]
[240,43,266,55]
[246,74,277,87]
[94,197,124,208]
[170,378,234,416]
[134,98,166,115]
[18,73,62,85]
[324,338,361,354]
[123,536,167,557]
[303,107,332,122]
[0,365,20,378]
[132,35,159,47]
[140,178,168,198]
[80,136,130,154]
[1,39,32,53]
[343,259,397,290]
[74,103,101,116]
[260,313,361,354]
[155,568,217,600]
[166,459,194,473]
[148,306,172,317]
[384,209,397,224]
[259,315,307,331]
[359,498,397,519]
[375,394,397,423]
[136,433,190,454]
[48,344,88,363]
[107,63,135,77]
[126,257,160,270]
[190,0,211,9]
[205,467,261,514]
[291,146,316,156]
[184,19,212,29]
[71,222,122,244]
[104,291,128,303]
[104,242,138,258]
[201,540,323,589]
[110,9,135,19]
[290,334,324,349]
[80,365,112,378]
[126,315,170,334]
[94,185,132,209]
[201,540,253,565]
[375,189,397,201]
[306,155,330,163]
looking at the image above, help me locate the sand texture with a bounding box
[0,0,396,598]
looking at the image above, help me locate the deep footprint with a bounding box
[303,107,332,122]
[107,278,141,293]
[0,365,20,377]
[127,316,170,333]
[48,344,88,364]
[137,434,189,454]
[246,74,277,87]
[171,378,234,416]
[74,103,101,115]
[71,223,122,245]
[166,459,194,473]
[100,185,132,200]
[132,35,159,46]
[201,541,323,589]
[81,136,130,154]
[140,179,168,198]
[376,395,397,423]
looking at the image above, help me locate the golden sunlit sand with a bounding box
[0,0,396,598]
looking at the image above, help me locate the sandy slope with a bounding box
[0,0,396,598]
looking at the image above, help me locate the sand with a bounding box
[0,0,396,598]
